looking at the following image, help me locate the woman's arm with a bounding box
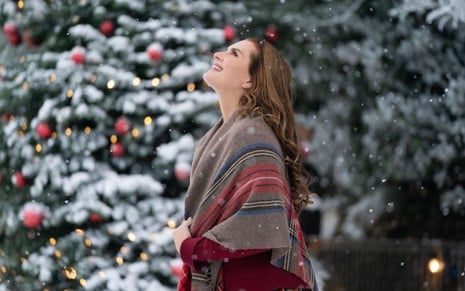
[180,236,266,271]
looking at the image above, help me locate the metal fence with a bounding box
[314,238,465,291]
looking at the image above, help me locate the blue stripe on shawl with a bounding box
[235,207,285,216]
[214,143,282,181]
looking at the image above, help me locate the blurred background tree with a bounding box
[241,0,465,241]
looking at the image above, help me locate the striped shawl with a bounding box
[179,112,318,291]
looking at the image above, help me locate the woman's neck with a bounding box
[218,92,240,123]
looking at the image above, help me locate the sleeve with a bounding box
[179,236,266,271]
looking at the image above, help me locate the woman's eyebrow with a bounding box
[229,47,243,56]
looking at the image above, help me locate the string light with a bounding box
[35,144,42,153]
[1,266,6,273]
[84,238,92,247]
[22,82,29,89]
[110,135,118,144]
[127,232,136,242]
[167,219,176,229]
[187,82,195,92]
[84,126,91,135]
[54,250,62,258]
[19,56,26,63]
[99,271,106,278]
[79,279,86,287]
[162,73,170,81]
[140,252,148,261]
[132,77,141,86]
[65,128,72,136]
[18,0,25,9]
[144,116,152,125]
[428,258,445,274]
[63,266,77,280]
[151,77,160,87]
[75,228,85,235]
[21,122,28,130]
[67,89,74,98]
[49,73,57,82]
[107,80,115,89]
[115,257,124,265]
[131,128,139,138]
[49,238,57,245]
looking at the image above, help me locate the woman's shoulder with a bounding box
[229,114,281,150]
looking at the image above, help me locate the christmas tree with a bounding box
[0,0,250,289]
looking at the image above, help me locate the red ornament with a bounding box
[36,122,53,139]
[265,25,278,43]
[110,142,125,157]
[7,33,21,46]
[174,162,191,183]
[13,172,27,188]
[71,47,86,65]
[2,22,18,36]
[22,202,46,229]
[170,261,183,277]
[223,25,235,43]
[22,29,42,47]
[89,213,102,223]
[147,43,164,61]
[114,116,131,135]
[1,112,11,122]
[3,22,21,46]
[99,20,115,37]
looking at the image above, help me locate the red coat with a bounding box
[180,237,307,290]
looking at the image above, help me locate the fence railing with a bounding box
[313,238,465,291]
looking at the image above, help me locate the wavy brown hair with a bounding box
[236,38,313,213]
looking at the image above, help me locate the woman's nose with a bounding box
[213,51,223,61]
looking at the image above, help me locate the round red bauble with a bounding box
[147,43,164,61]
[7,33,21,46]
[89,213,102,223]
[36,122,53,139]
[171,263,183,277]
[22,29,42,47]
[22,203,46,229]
[99,20,115,37]
[1,112,11,122]
[223,25,235,42]
[71,47,86,65]
[110,142,125,157]
[13,172,27,188]
[265,25,278,43]
[174,162,191,183]
[3,22,18,36]
[114,116,131,135]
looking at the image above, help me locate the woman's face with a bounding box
[203,40,257,92]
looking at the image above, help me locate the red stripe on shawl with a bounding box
[191,163,289,236]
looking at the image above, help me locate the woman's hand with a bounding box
[172,217,192,253]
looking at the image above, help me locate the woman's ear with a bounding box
[242,82,252,89]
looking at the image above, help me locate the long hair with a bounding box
[237,38,313,213]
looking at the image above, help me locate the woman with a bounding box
[172,38,318,291]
